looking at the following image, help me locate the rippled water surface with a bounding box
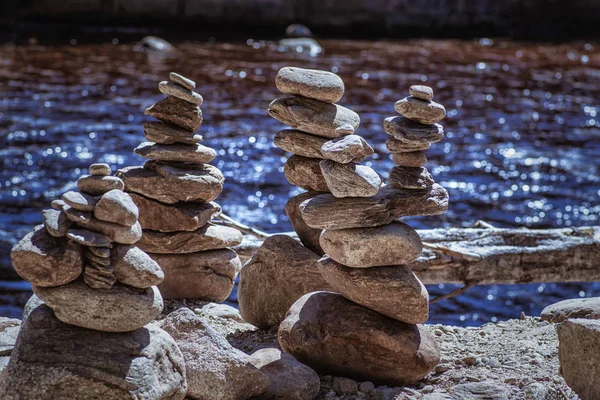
[0,35,599,325]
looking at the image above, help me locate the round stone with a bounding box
[409,85,434,101]
[61,191,99,211]
[394,96,446,125]
[77,175,124,196]
[384,116,444,144]
[321,135,374,164]
[94,189,139,227]
[89,163,111,176]
[276,67,345,103]
[391,151,427,167]
[320,160,381,198]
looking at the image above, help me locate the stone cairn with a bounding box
[116,72,243,302]
[3,163,187,398]
[275,82,450,385]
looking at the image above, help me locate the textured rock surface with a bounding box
[394,97,446,125]
[112,244,164,288]
[0,304,187,400]
[285,192,324,255]
[34,280,163,332]
[248,348,321,400]
[116,162,224,204]
[42,208,69,237]
[319,160,381,198]
[144,121,203,145]
[158,80,204,105]
[94,189,139,226]
[389,166,435,189]
[558,319,600,399]
[541,297,600,323]
[61,190,99,211]
[11,225,83,287]
[275,67,344,103]
[134,141,216,164]
[284,155,329,192]
[67,228,112,247]
[80,217,142,244]
[268,96,359,138]
[170,72,195,90]
[391,151,428,167]
[274,129,327,159]
[130,193,220,232]
[89,163,111,176]
[0,318,20,356]
[319,221,422,267]
[321,135,374,164]
[158,308,269,400]
[145,96,203,132]
[238,235,333,330]
[278,292,440,385]
[77,175,125,196]
[151,249,241,302]
[409,85,434,101]
[300,184,449,230]
[138,224,243,254]
[318,257,429,324]
[384,116,444,144]
[386,138,430,153]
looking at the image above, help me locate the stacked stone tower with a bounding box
[2,163,187,398]
[117,73,243,302]
[277,85,450,385]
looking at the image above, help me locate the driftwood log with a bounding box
[229,221,600,286]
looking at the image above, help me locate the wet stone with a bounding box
[275,67,345,103]
[134,141,216,164]
[320,160,381,198]
[409,85,434,101]
[144,121,203,145]
[159,81,203,106]
[392,151,428,167]
[284,155,329,192]
[77,175,125,196]
[170,72,195,90]
[389,166,435,189]
[321,135,374,164]
[394,96,446,125]
[42,208,69,237]
[61,190,98,211]
[89,163,111,176]
[67,229,112,248]
[94,189,139,227]
[145,96,203,132]
[386,138,430,153]
[384,116,444,144]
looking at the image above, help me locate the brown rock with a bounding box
[409,85,434,101]
[386,138,431,153]
[112,244,164,288]
[170,72,195,90]
[134,142,216,164]
[238,235,333,330]
[274,129,327,159]
[285,192,324,255]
[158,81,203,106]
[61,204,92,225]
[77,175,124,196]
[158,308,269,400]
[319,160,381,198]
[389,166,435,189]
[79,217,142,245]
[144,121,203,145]
[94,189,139,226]
[131,192,220,232]
[248,348,321,400]
[268,96,359,138]
[10,225,83,287]
[88,246,111,258]
[299,184,449,230]
[394,96,446,125]
[151,249,241,302]
[34,280,163,332]
[50,199,66,210]
[278,291,440,385]
[541,297,600,323]
[284,155,328,192]
[275,67,344,103]
[116,162,224,204]
[66,228,112,248]
[319,221,422,267]
[61,190,99,211]
[318,257,429,324]
[392,151,427,167]
[83,262,116,290]
[558,319,600,399]
[145,96,203,132]
[88,163,111,176]
[42,208,69,237]
[321,135,374,164]
[137,224,242,254]
[83,249,110,266]
[384,116,444,144]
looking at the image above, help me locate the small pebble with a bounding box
[421,385,434,394]
[462,356,477,366]
[435,363,452,373]
[409,85,434,100]
[169,72,196,90]
[332,377,358,395]
[358,381,375,393]
[89,163,111,176]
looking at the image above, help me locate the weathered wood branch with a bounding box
[233,226,600,285]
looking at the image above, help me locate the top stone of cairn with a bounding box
[169,72,195,91]
[276,67,345,103]
[409,85,434,101]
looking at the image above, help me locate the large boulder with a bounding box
[318,257,429,324]
[278,292,440,385]
[541,297,600,323]
[0,304,187,400]
[238,235,333,330]
[158,308,269,400]
[10,225,83,287]
[558,318,600,398]
[285,192,324,256]
[248,348,320,400]
[34,280,163,332]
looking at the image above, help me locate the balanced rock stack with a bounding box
[277,85,450,385]
[2,163,187,399]
[116,73,243,302]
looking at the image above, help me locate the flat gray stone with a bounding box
[319,221,422,267]
[159,80,203,105]
[392,151,428,167]
[269,96,359,138]
[11,225,83,287]
[274,129,327,159]
[409,85,434,101]
[394,96,446,125]
[145,96,203,132]
[284,155,329,192]
[88,163,111,176]
[170,72,195,90]
[112,244,164,289]
[61,190,98,211]
[42,208,69,237]
[34,280,163,333]
[144,121,203,145]
[452,382,509,400]
[389,166,435,189]
[137,224,243,254]
[386,137,430,153]
[94,189,139,227]
[541,297,600,323]
[321,134,374,164]
[275,67,344,103]
[320,160,381,198]
[134,141,216,164]
[77,175,125,196]
[67,228,112,247]
[285,191,324,255]
[384,116,444,144]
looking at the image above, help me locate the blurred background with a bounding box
[0,0,598,325]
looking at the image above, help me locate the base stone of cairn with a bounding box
[278,85,449,385]
[117,73,243,302]
[1,163,187,399]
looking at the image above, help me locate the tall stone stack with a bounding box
[277,86,450,385]
[116,73,243,303]
[2,163,187,399]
